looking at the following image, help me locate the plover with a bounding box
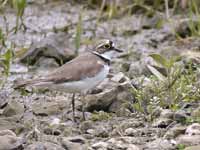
[15,39,123,121]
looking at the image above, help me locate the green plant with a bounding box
[0,0,26,89]
[131,82,148,114]
[150,54,199,108]
[132,53,200,115]
[177,144,185,150]
[91,111,112,121]
[0,26,12,77]
[0,28,5,47]
[0,48,12,76]
[188,0,200,37]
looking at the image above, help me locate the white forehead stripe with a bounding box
[105,40,110,44]
[112,42,115,47]
[97,40,111,48]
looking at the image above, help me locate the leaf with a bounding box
[12,0,26,17]
[149,53,170,68]
[0,28,5,47]
[147,65,166,81]
[2,49,12,76]
[12,0,26,33]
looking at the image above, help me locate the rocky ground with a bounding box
[0,0,200,150]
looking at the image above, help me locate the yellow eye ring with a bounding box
[104,44,110,49]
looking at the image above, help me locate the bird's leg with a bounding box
[81,93,86,121]
[71,93,76,122]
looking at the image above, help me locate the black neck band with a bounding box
[91,51,111,65]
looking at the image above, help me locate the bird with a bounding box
[14,39,123,121]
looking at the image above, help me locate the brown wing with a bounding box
[14,52,105,88]
[44,52,105,84]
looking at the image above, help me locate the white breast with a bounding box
[49,65,110,93]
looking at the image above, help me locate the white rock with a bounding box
[92,141,108,149]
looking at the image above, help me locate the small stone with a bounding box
[86,129,95,135]
[160,109,174,119]
[61,137,85,150]
[43,127,61,136]
[92,141,108,149]
[164,125,186,139]
[93,126,110,138]
[2,99,24,117]
[191,106,200,119]
[125,128,136,136]
[25,142,65,150]
[152,118,173,128]
[0,90,9,108]
[64,136,86,144]
[49,117,61,126]
[107,137,140,150]
[10,63,28,73]
[111,72,127,83]
[186,123,200,136]
[80,121,94,133]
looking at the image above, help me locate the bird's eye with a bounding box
[104,44,110,49]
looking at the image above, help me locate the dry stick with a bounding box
[164,0,170,19]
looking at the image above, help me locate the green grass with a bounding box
[91,111,113,121]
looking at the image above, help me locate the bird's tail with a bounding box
[13,78,45,89]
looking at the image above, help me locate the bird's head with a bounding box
[93,39,123,60]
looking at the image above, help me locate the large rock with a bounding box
[19,32,76,66]
[85,87,117,112]
[85,74,134,114]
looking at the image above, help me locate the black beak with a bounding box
[113,47,123,53]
